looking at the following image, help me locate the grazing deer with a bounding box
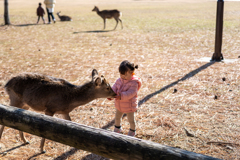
[0,69,116,153]
[92,6,123,30]
[56,11,72,21]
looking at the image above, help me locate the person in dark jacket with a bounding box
[37,3,45,24]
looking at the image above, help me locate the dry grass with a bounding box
[0,0,240,159]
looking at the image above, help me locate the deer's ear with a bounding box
[92,69,98,81]
[102,78,107,84]
[95,77,102,86]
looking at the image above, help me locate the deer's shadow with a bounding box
[27,152,45,160]
[73,30,113,34]
[0,143,29,155]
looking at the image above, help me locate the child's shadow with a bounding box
[14,23,44,27]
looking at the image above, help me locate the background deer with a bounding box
[56,11,72,21]
[0,69,116,153]
[92,6,123,30]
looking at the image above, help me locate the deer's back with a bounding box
[5,73,75,95]
[5,73,77,111]
[99,10,121,19]
[59,15,72,21]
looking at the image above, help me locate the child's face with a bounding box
[120,71,133,80]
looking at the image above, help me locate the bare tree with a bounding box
[4,0,11,25]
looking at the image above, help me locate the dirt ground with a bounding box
[0,0,240,159]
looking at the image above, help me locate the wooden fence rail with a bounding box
[0,104,220,160]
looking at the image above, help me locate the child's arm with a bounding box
[111,82,117,94]
[115,93,121,100]
[120,82,138,100]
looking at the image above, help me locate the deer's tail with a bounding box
[119,12,122,18]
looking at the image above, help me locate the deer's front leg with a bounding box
[0,125,5,140]
[40,109,54,153]
[62,113,71,121]
[19,131,30,144]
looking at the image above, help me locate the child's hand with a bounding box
[115,92,121,100]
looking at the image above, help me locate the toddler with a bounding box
[111,60,142,136]
[36,3,45,24]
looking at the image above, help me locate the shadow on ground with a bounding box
[14,23,45,27]
[27,152,45,160]
[73,30,113,34]
[0,143,29,155]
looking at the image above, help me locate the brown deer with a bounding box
[0,69,116,153]
[56,11,72,21]
[92,6,123,30]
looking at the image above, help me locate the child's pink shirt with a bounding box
[112,75,142,113]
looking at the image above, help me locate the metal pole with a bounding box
[4,0,11,25]
[211,0,224,61]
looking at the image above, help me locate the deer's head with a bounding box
[92,6,98,12]
[91,69,116,98]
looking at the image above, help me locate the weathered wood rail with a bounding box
[0,104,220,160]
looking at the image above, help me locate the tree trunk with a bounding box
[4,0,11,25]
[0,104,220,160]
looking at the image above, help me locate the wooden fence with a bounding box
[0,104,220,160]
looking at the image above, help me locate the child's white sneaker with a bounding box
[128,129,136,137]
[114,126,123,134]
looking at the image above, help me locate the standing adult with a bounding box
[44,0,56,24]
